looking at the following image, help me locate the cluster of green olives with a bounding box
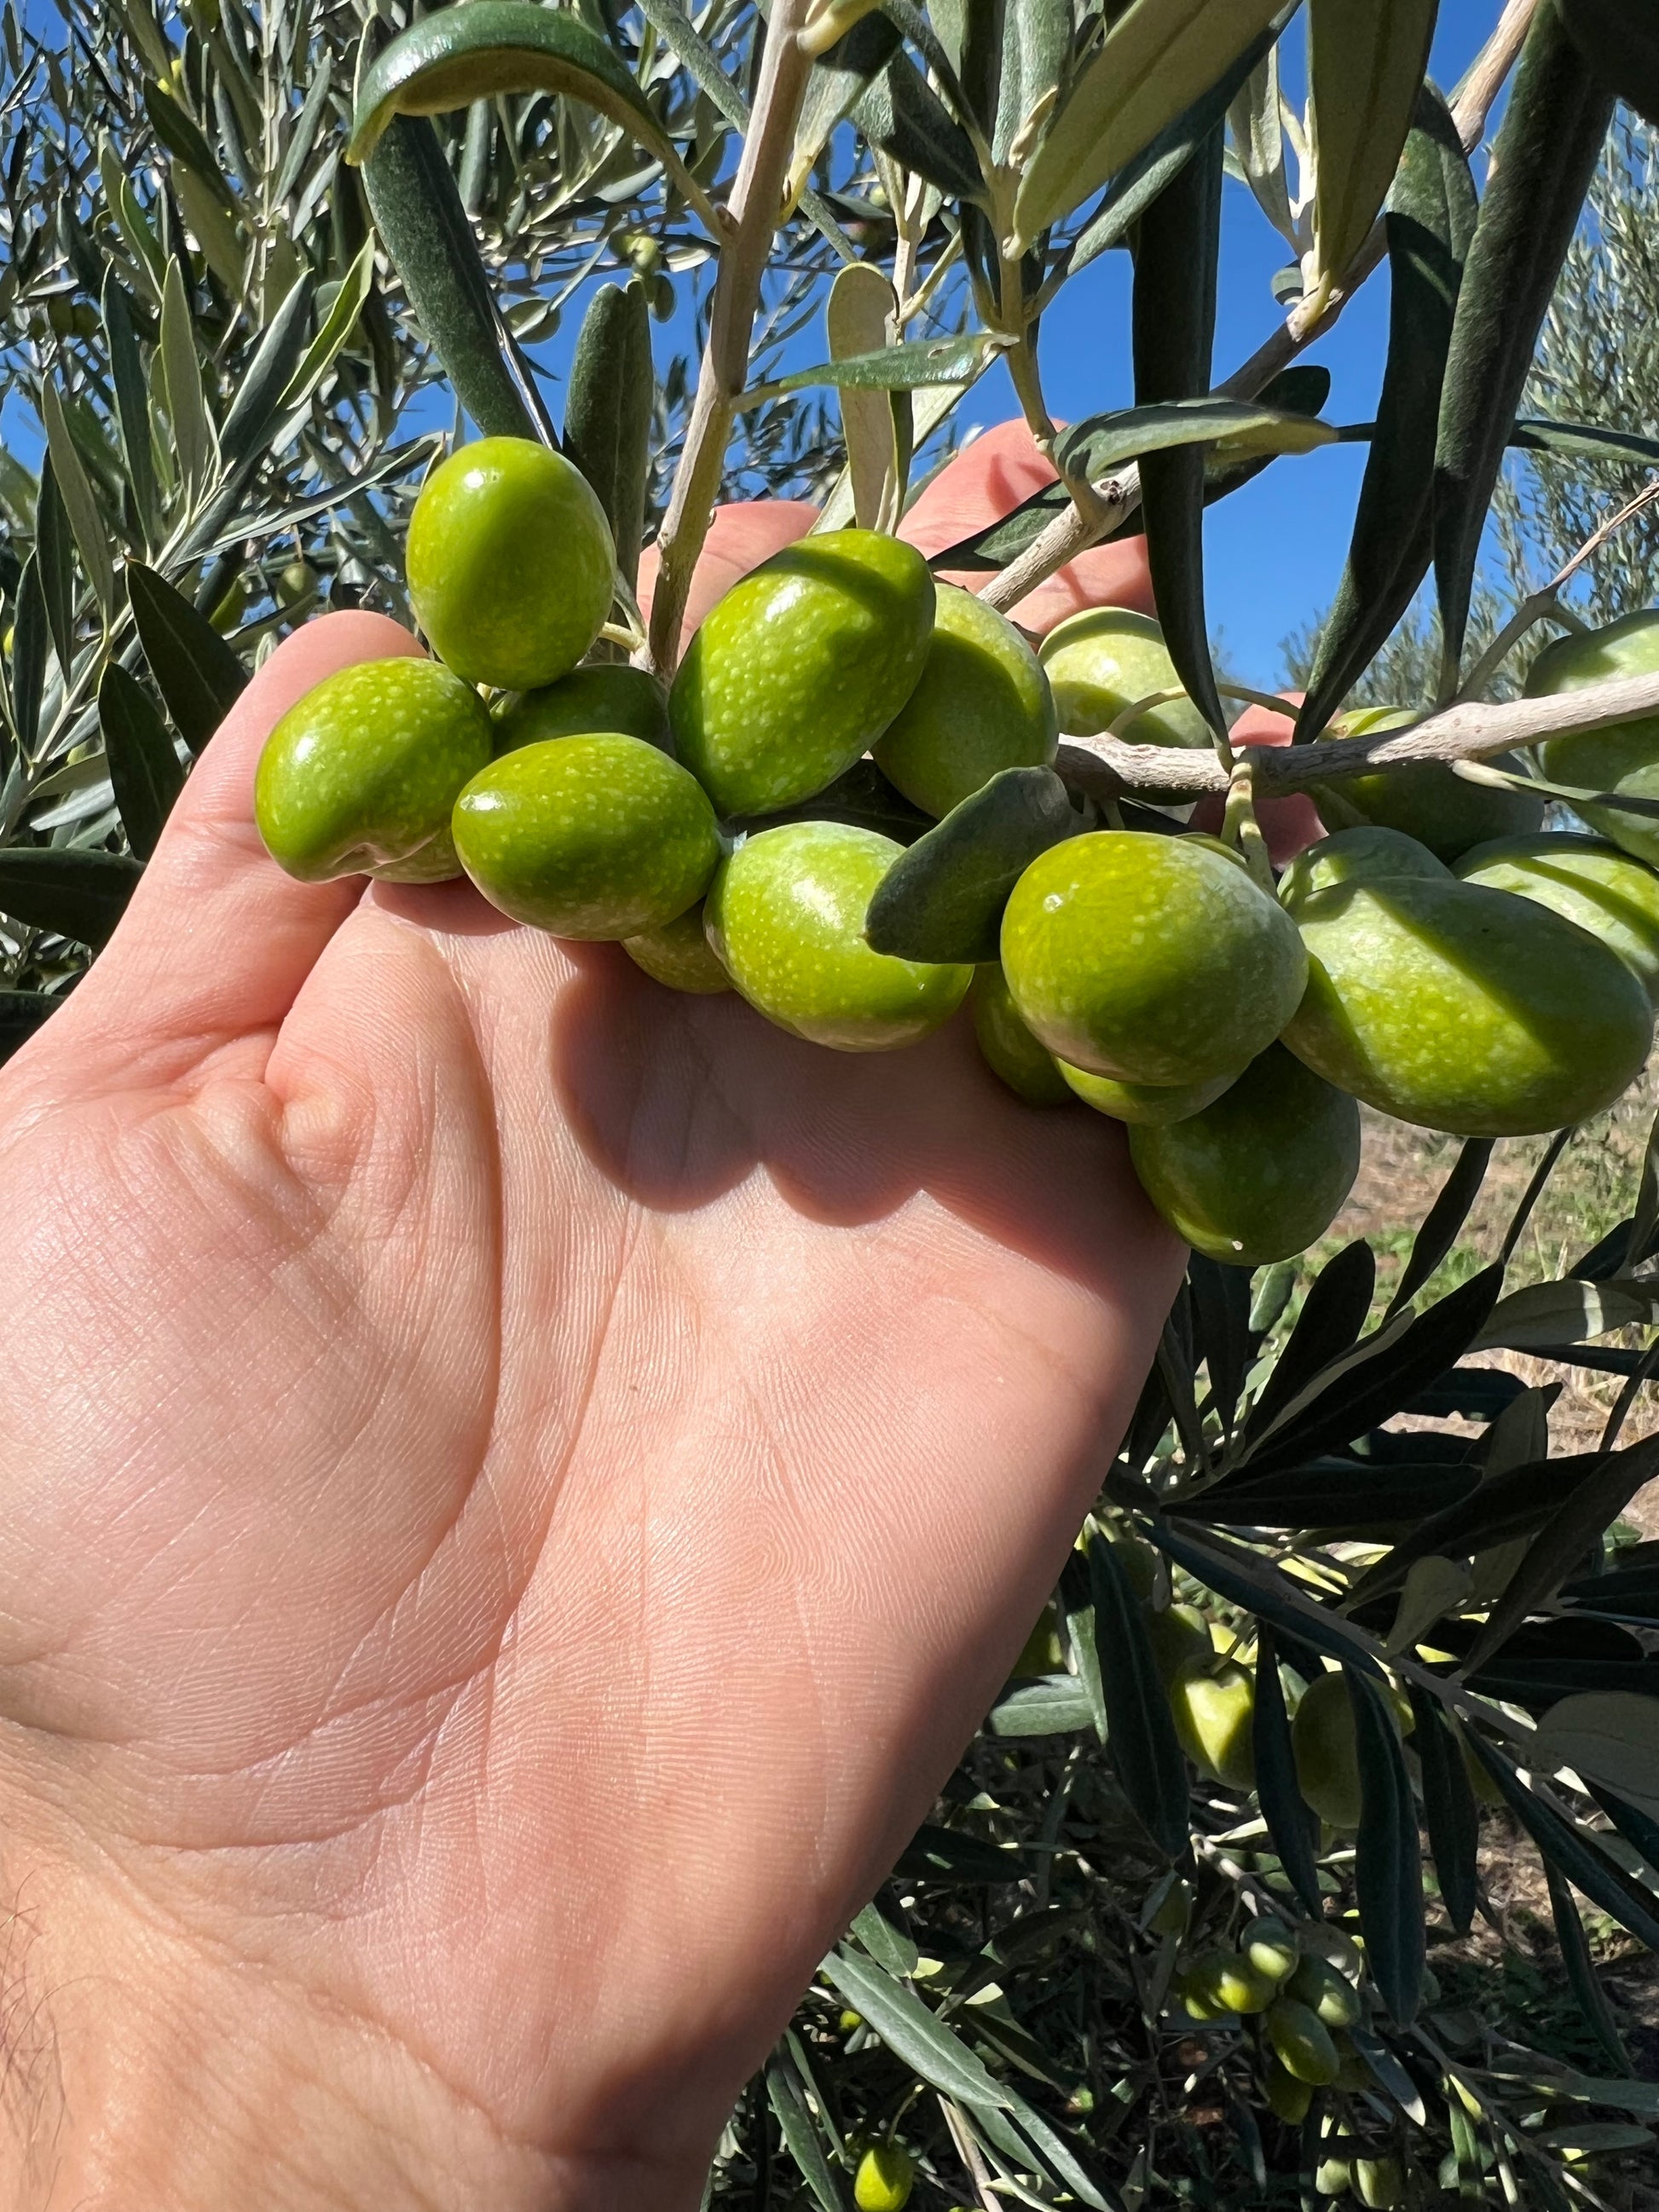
[254,434,1659,1267]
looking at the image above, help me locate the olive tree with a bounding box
[4,1,1659,2206]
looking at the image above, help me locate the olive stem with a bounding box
[1221,758,1274,895]
[980,0,1535,621]
[643,0,817,679]
[1066,665,1659,799]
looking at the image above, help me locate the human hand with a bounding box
[0,576,1180,2212]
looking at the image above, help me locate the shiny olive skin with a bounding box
[255,656,492,884]
[873,583,1058,817]
[1316,705,1544,858]
[406,437,615,692]
[1002,831,1308,1085]
[1286,874,1652,1136]
[1038,608,1211,748]
[1528,610,1659,864]
[1456,833,1659,1008]
[452,734,720,939]
[1279,826,1449,915]
[670,530,934,818]
[494,664,672,754]
[706,821,970,1051]
[621,902,731,994]
[971,963,1072,1105]
[1057,1059,1237,1125]
[1128,1046,1360,1265]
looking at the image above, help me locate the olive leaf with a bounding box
[992,0,1072,167]
[36,459,78,680]
[863,766,1079,964]
[1090,1535,1190,1859]
[1384,1134,1492,1316]
[40,378,113,622]
[1251,1626,1323,1913]
[1350,1667,1424,2026]
[1409,1687,1479,1936]
[1511,416,1659,469]
[126,562,249,758]
[824,263,905,532]
[348,2,723,234]
[217,272,316,469]
[98,662,185,862]
[0,850,144,948]
[564,280,654,592]
[1245,1240,1376,1440]
[1545,1857,1632,2073]
[101,273,159,549]
[144,78,239,214]
[894,1822,1025,1884]
[853,48,986,205]
[1558,0,1659,126]
[1305,0,1438,305]
[791,9,902,195]
[1011,0,1286,248]
[740,330,999,407]
[764,2047,847,2212]
[10,556,48,759]
[1463,1730,1659,1952]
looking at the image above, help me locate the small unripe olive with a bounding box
[1279,826,1449,915]
[853,2144,914,2212]
[277,559,319,606]
[453,734,719,939]
[1245,1918,1301,1987]
[1292,1672,1410,1833]
[1168,1655,1257,1788]
[873,583,1057,817]
[1287,1953,1362,2030]
[494,664,672,755]
[1146,1601,1213,1684]
[621,902,731,994]
[1058,1058,1240,1125]
[1265,1995,1342,2086]
[1263,2060,1313,2124]
[407,437,615,692]
[1456,832,1659,1008]
[1314,2152,1353,2199]
[706,821,970,1051]
[971,963,1072,1105]
[1183,1947,1278,2016]
[1038,608,1212,749]
[1528,609,1659,865]
[255,656,492,884]
[1353,2156,1407,2209]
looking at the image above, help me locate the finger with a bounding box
[635,500,818,642]
[38,612,425,1094]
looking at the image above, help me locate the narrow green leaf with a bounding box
[1463,1730,1659,1951]
[1558,0,1659,127]
[1434,3,1614,684]
[1385,1135,1492,1316]
[98,661,185,862]
[794,10,901,188]
[220,273,316,465]
[35,459,76,680]
[564,280,653,594]
[824,263,901,532]
[101,273,159,549]
[1187,1253,1251,1433]
[993,0,1072,165]
[1059,1548,1108,1741]
[1350,1668,1424,2026]
[0,850,143,947]
[160,255,217,503]
[1131,119,1225,736]
[171,163,246,295]
[127,562,249,757]
[10,555,48,758]
[272,51,335,207]
[1511,416,1659,470]
[1246,1242,1376,1438]
[1058,397,1335,483]
[1196,1457,1476,1530]
[765,2047,847,2212]
[0,990,65,1065]
[853,48,987,205]
[40,380,113,621]
[744,332,997,407]
[1252,1627,1322,1912]
[850,1902,918,1976]
[1476,1278,1659,1352]
[1228,43,1291,239]
[1306,0,1439,301]
[1545,1857,1633,2071]
[986,1674,1094,1736]
[1154,1521,1384,1673]
[1408,1687,1479,1936]
[1012,0,1286,246]
[1297,85,1475,742]
[143,79,238,213]
[1090,1535,1190,1857]
[361,111,544,444]
[820,1949,1014,2108]
[1533,1687,1659,1821]
[278,238,373,417]
[348,3,722,234]
[863,766,1078,963]
[893,1822,1024,1885]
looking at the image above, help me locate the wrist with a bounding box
[0,1804,708,2212]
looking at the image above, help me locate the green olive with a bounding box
[872,582,1058,817]
[1168,1656,1257,1788]
[853,2145,914,2212]
[493,664,671,754]
[971,963,1072,1105]
[1128,1045,1360,1265]
[1292,1672,1373,1831]
[1279,826,1450,915]
[1317,708,1543,858]
[1266,1995,1342,2087]
[1001,832,1308,1086]
[1038,607,1211,748]
[1146,1601,1212,1684]
[1057,1059,1239,1125]
[705,821,971,1050]
[669,529,934,817]
[406,437,615,692]
[1285,873,1652,1135]
[1527,609,1659,864]
[452,734,719,939]
[621,902,731,993]
[1287,1950,1363,2030]
[1456,832,1659,1008]
[255,656,492,884]
[1182,1947,1278,2017]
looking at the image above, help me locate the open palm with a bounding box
[0,609,1180,2208]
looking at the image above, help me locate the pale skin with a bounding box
[0,450,1182,2209]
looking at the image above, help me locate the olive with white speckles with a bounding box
[970,962,1072,1104]
[452,735,720,939]
[1001,832,1307,1086]
[254,656,493,883]
[670,529,934,818]
[1038,608,1211,748]
[406,437,615,692]
[1129,1046,1360,1265]
[873,584,1057,817]
[493,664,672,754]
[706,821,970,1050]
[1284,873,1652,1134]
[622,902,731,993]
[1057,1059,1239,1125]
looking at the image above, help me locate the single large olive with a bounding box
[494,664,671,754]
[971,963,1072,1106]
[1316,708,1543,859]
[705,821,971,1050]
[1528,610,1659,861]
[1278,825,1450,916]
[621,902,731,994]
[1291,1669,1413,1831]
[1037,607,1212,748]
[670,530,934,817]
[452,734,720,939]
[1456,833,1659,1008]
[1285,874,1651,1135]
[1169,1656,1257,1788]
[255,656,492,884]
[1128,1046,1361,1265]
[872,583,1058,817]
[1001,832,1307,1085]
[406,437,615,693]
[1058,1060,1239,1125]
